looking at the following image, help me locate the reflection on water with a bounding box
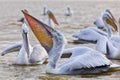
[0,0,120,80]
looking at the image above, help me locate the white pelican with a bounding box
[44,9,59,28]
[101,13,120,59]
[73,10,120,47]
[1,21,48,65]
[22,10,120,74]
[96,10,120,48]
[65,6,73,17]
[94,14,120,59]
[73,9,116,43]
[43,5,48,16]
[73,13,120,59]
[94,9,117,30]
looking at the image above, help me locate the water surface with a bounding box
[0,0,120,80]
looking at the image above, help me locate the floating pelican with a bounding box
[90,13,120,59]
[73,10,120,47]
[73,13,120,59]
[65,6,73,17]
[76,9,120,48]
[22,10,120,75]
[101,13,120,59]
[44,10,59,28]
[73,9,116,43]
[1,21,48,65]
[43,5,48,16]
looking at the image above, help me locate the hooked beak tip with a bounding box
[21,10,27,16]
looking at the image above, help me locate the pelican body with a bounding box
[65,6,73,16]
[22,10,120,74]
[1,21,48,65]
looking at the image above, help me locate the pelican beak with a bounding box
[106,9,117,23]
[22,10,54,52]
[22,30,29,57]
[48,11,59,25]
[106,15,118,32]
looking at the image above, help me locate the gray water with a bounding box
[0,0,120,80]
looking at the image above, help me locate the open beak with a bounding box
[106,15,118,32]
[22,10,54,52]
[48,11,59,26]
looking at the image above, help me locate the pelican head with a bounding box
[47,10,59,26]
[22,23,30,57]
[67,6,70,11]
[102,13,118,32]
[94,18,105,30]
[105,9,117,23]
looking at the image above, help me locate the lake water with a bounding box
[0,0,120,80]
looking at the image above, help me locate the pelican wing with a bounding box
[1,43,22,56]
[59,50,111,74]
[62,47,93,58]
[29,44,48,64]
[73,27,107,44]
[90,27,108,36]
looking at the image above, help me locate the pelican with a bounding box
[95,14,120,59]
[73,9,120,46]
[44,9,59,28]
[73,10,120,48]
[73,9,116,43]
[43,5,48,16]
[74,12,120,59]
[101,13,120,59]
[22,10,120,74]
[65,6,73,17]
[1,21,48,65]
